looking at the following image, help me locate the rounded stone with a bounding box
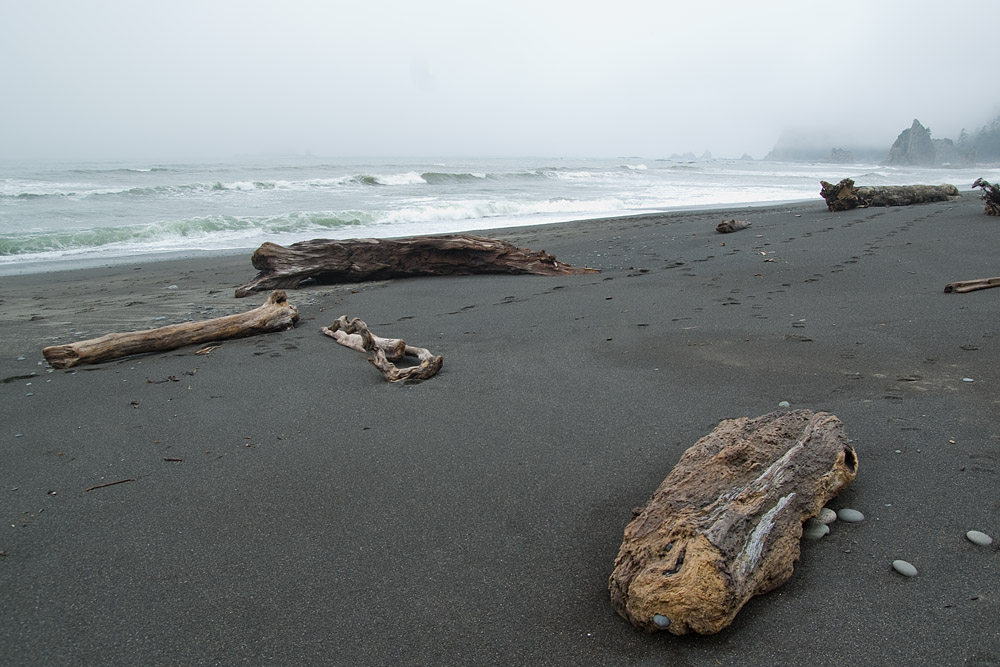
[802,519,830,540]
[966,530,993,547]
[837,508,864,523]
[778,401,790,408]
[817,508,837,525]
[652,614,671,629]
[892,559,918,577]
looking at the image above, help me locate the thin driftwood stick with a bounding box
[943,277,1000,293]
[42,290,299,369]
[321,316,443,382]
[609,410,858,635]
[235,234,599,297]
[84,479,135,492]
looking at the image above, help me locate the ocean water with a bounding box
[1,156,994,274]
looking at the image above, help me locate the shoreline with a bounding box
[2,192,997,665]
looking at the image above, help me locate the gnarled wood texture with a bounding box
[943,277,1000,293]
[234,234,599,297]
[609,410,858,635]
[321,315,442,382]
[820,178,958,212]
[42,290,299,369]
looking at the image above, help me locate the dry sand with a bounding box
[1,194,998,665]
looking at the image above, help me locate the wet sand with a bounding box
[1,194,998,665]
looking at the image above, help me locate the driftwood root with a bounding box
[321,316,443,382]
[972,178,1000,216]
[42,290,299,369]
[820,178,958,212]
[609,409,858,635]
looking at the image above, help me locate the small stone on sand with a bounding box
[817,507,837,524]
[837,508,864,522]
[892,560,918,577]
[966,530,993,547]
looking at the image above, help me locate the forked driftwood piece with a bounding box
[234,234,599,297]
[943,277,1000,293]
[609,410,858,635]
[716,219,751,234]
[42,291,299,369]
[321,315,443,382]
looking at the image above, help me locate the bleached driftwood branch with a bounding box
[321,315,442,382]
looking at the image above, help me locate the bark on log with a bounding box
[716,219,751,234]
[321,315,443,382]
[819,178,959,212]
[943,277,1000,293]
[42,290,299,369]
[609,409,858,635]
[234,234,599,297]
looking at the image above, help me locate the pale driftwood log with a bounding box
[234,234,599,297]
[716,219,751,234]
[321,315,442,382]
[42,291,299,369]
[820,178,959,212]
[609,410,858,635]
[944,277,1000,293]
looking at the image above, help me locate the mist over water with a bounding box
[2,156,996,274]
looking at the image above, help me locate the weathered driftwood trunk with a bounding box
[42,290,299,369]
[321,316,443,382]
[819,178,959,212]
[234,234,599,297]
[944,277,1000,293]
[972,178,1000,216]
[609,410,858,635]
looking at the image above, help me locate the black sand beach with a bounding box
[1,194,998,665]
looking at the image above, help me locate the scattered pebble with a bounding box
[803,519,830,540]
[837,508,864,523]
[962,377,974,383]
[14,434,23,438]
[652,614,671,629]
[817,507,837,524]
[966,530,993,547]
[16,356,25,361]
[778,401,790,408]
[166,285,178,290]
[892,559,918,577]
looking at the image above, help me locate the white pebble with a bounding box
[837,508,864,522]
[803,519,830,540]
[817,508,837,524]
[166,285,178,290]
[962,377,974,383]
[778,401,790,408]
[966,530,993,547]
[892,559,918,577]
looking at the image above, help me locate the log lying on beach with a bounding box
[234,234,599,297]
[321,315,442,382]
[819,178,959,212]
[42,290,299,369]
[609,410,858,635]
[943,277,1000,294]
[716,219,751,234]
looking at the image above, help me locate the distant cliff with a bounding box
[881,119,965,166]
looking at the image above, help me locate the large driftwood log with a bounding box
[943,277,1000,293]
[321,316,443,382]
[234,234,599,297]
[609,410,858,635]
[42,290,299,369]
[819,178,959,212]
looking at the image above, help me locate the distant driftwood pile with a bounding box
[609,410,858,635]
[819,178,958,212]
[234,234,598,297]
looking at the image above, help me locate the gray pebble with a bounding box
[892,559,918,577]
[166,285,178,290]
[962,377,974,383]
[778,401,790,408]
[803,519,830,540]
[652,614,671,629]
[966,530,993,547]
[817,507,837,524]
[837,508,864,523]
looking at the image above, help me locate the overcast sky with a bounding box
[2,1,995,161]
